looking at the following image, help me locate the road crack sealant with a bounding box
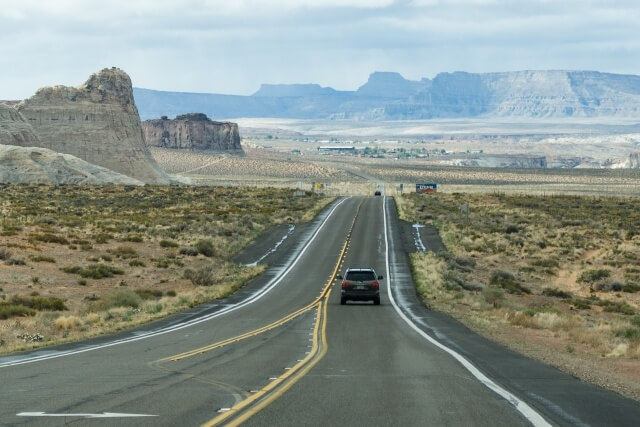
[383,196,551,427]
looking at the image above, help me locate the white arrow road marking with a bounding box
[17,412,157,418]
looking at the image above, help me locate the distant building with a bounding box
[317,146,356,152]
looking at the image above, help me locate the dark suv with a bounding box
[338,268,383,305]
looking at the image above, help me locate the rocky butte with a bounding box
[0,103,144,185]
[16,67,174,184]
[142,113,243,153]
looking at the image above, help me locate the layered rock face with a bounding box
[0,144,143,185]
[0,103,40,146]
[356,71,429,98]
[142,113,243,152]
[17,67,172,184]
[405,70,640,118]
[134,70,640,120]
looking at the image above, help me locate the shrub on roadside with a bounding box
[134,289,163,300]
[29,255,56,263]
[184,265,220,286]
[600,300,635,315]
[542,288,573,299]
[591,280,624,292]
[179,247,199,256]
[572,298,592,310]
[0,303,36,319]
[490,270,531,295]
[531,258,560,268]
[29,233,69,245]
[616,327,640,341]
[107,246,138,259]
[10,295,67,311]
[622,282,640,293]
[61,264,124,279]
[578,269,610,284]
[55,315,81,330]
[0,248,12,261]
[195,239,215,257]
[160,240,179,248]
[90,291,141,311]
[482,287,505,307]
[94,233,112,244]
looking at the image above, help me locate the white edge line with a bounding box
[17,412,157,418]
[0,197,350,369]
[383,196,551,427]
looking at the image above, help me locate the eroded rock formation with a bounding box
[0,144,143,185]
[142,113,243,153]
[0,103,40,146]
[17,67,173,184]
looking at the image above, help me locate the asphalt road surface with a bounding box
[1,196,639,426]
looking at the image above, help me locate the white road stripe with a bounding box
[245,224,296,267]
[383,196,551,427]
[17,412,156,418]
[0,198,350,369]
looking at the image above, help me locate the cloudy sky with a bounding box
[1,0,638,99]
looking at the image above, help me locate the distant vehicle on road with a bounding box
[338,268,383,305]
[374,190,382,196]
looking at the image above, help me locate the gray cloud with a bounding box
[0,0,638,99]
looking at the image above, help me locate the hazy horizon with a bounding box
[1,0,639,100]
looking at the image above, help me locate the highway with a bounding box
[1,196,639,426]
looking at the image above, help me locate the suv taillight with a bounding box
[371,281,379,287]
[341,280,350,288]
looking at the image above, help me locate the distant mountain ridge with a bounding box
[133,70,640,121]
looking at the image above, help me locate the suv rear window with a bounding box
[345,271,376,281]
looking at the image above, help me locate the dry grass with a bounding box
[150,147,350,180]
[55,316,81,330]
[0,184,328,354]
[404,192,640,400]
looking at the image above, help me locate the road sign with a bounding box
[416,183,437,193]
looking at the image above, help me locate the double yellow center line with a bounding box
[153,200,361,426]
[202,239,346,426]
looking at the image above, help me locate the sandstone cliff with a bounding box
[0,103,40,146]
[0,144,143,185]
[142,113,243,153]
[17,67,173,184]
